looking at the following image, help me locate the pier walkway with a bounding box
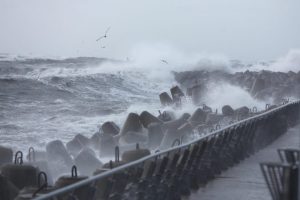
[189,124,300,200]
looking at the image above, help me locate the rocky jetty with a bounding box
[174,70,300,103]
[0,69,297,199]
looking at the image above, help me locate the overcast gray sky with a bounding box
[1,0,300,61]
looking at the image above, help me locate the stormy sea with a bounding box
[0,53,299,154]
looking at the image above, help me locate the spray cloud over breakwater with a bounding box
[0,45,299,152]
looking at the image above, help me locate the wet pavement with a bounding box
[189,124,300,200]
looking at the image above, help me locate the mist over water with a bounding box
[0,47,299,152]
[238,49,300,72]
[202,82,267,110]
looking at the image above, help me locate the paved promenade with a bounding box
[189,124,300,200]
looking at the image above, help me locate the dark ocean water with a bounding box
[0,56,166,151]
[1,55,276,152]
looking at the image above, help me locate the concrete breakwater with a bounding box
[0,86,298,200]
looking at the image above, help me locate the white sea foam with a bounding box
[1,45,298,153]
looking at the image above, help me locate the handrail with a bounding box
[34,100,300,200]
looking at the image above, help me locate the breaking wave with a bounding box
[0,47,298,151]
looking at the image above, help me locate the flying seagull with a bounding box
[96,27,111,42]
[161,59,168,64]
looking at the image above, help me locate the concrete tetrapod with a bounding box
[46,140,73,178]
[140,111,163,128]
[1,151,39,190]
[159,92,173,106]
[120,113,143,136]
[75,147,103,176]
[0,174,19,200]
[14,172,55,200]
[0,145,13,166]
[147,122,164,149]
[66,134,90,157]
[222,105,235,116]
[121,143,151,163]
[27,147,54,186]
[188,108,207,127]
[55,166,92,200]
[101,121,120,136]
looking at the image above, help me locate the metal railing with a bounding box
[260,162,298,200]
[261,148,300,200]
[34,100,300,200]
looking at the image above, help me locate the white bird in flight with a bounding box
[96,27,111,42]
[161,59,168,64]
